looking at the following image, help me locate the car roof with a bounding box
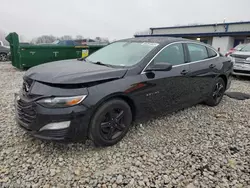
[118,37,190,45]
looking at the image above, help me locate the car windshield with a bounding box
[85,41,159,67]
[240,44,250,52]
[235,44,245,50]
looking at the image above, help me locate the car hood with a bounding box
[231,51,250,58]
[24,59,128,84]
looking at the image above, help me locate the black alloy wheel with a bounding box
[205,77,225,106]
[100,108,126,140]
[89,99,132,146]
[212,82,224,104]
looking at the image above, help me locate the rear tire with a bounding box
[89,99,132,147]
[205,77,225,107]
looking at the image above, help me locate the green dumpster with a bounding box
[5,32,107,69]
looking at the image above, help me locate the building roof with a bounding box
[119,36,188,44]
[150,21,250,30]
[135,31,250,38]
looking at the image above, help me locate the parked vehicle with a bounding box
[41,39,108,46]
[225,43,246,57]
[15,37,232,146]
[0,45,10,61]
[230,43,250,77]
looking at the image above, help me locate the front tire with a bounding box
[0,53,7,62]
[89,99,132,147]
[205,77,226,106]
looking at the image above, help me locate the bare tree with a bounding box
[76,35,84,39]
[101,37,109,42]
[60,35,73,40]
[95,37,101,41]
[95,37,109,42]
[32,35,57,44]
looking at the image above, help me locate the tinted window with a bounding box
[153,43,185,65]
[235,44,245,50]
[241,44,250,52]
[74,41,82,45]
[58,40,74,46]
[57,41,66,45]
[65,41,75,46]
[187,43,208,62]
[207,47,217,58]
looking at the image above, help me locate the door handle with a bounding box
[180,69,189,75]
[209,64,216,68]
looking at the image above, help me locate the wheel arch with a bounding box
[218,74,228,88]
[91,93,137,122]
[0,52,8,56]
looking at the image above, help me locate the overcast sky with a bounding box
[1,0,250,41]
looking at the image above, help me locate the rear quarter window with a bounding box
[187,43,208,62]
[207,47,218,58]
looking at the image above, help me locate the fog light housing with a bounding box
[39,121,70,131]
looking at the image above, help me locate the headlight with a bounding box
[246,57,250,62]
[228,55,235,64]
[37,95,87,108]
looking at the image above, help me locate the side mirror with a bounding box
[146,62,172,72]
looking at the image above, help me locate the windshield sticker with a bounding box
[141,42,159,47]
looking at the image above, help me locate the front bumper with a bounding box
[232,63,250,77]
[14,93,92,142]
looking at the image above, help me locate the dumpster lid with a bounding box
[24,59,127,84]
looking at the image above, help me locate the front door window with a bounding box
[153,43,185,66]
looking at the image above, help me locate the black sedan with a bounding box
[15,37,233,146]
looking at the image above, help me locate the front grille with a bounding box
[234,69,250,74]
[16,99,36,128]
[235,57,247,64]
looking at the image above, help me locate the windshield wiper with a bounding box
[78,58,117,68]
[77,57,85,61]
[93,61,113,67]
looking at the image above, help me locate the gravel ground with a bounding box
[0,62,250,188]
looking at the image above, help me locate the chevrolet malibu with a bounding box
[15,37,233,146]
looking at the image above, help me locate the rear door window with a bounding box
[187,43,208,62]
[207,47,217,58]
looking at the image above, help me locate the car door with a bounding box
[185,43,219,102]
[133,43,193,115]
